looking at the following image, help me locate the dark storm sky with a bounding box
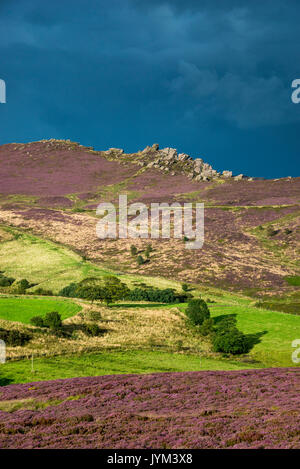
[0,0,300,177]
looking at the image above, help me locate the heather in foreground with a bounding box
[0,368,299,449]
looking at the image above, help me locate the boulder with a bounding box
[223,170,232,178]
[142,146,152,153]
[178,153,191,161]
[193,158,203,173]
[160,147,177,161]
[108,148,124,154]
[234,174,244,181]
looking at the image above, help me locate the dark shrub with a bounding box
[83,323,103,337]
[14,278,34,294]
[215,316,237,332]
[199,318,215,336]
[0,276,15,287]
[76,285,105,303]
[128,287,178,303]
[182,283,189,292]
[130,245,138,256]
[34,288,53,296]
[137,255,145,265]
[44,311,62,330]
[30,316,45,327]
[213,327,249,355]
[266,225,277,237]
[19,279,31,290]
[88,310,102,321]
[0,328,31,346]
[59,283,78,298]
[185,299,210,325]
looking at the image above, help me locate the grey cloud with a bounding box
[170,61,296,128]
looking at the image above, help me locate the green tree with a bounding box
[76,285,105,304]
[44,311,62,331]
[102,276,130,305]
[30,316,45,327]
[15,278,32,294]
[185,299,210,325]
[199,318,215,336]
[213,327,249,355]
[181,283,189,292]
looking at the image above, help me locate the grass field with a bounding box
[0,297,81,324]
[0,225,184,293]
[0,226,112,293]
[178,300,300,367]
[0,224,299,386]
[0,350,260,386]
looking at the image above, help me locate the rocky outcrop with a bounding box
[137,144,231,181]
[101,142,243,182]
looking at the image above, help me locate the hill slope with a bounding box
[0,139,299,295]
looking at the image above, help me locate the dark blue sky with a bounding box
[0,0,299,177]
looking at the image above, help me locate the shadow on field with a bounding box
[245,331,268,349]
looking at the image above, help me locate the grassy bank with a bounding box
[0,350,260,386]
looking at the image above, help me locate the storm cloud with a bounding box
[0,0,299,177]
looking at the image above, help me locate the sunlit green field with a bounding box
[0,350,260,386]
[177,299,300,368]
[0,297,81,324]
[0,224,299,387]
[0,225,183,293]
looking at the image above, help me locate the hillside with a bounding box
[0,139,299,450]
[0,139,299,296]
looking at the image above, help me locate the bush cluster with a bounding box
[128,287,187,304]
[0,275,15,287]
[213,327,249,355]
[184,299,250,355]
[30,311,62,331]
[82,323,103,337]
[59,282,78,298]
[185,299,210,325]
[32,288,53,296]
[59,276,129,305]
[0,328,31,346]
[212,317,250,354]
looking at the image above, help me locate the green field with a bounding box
[0,297,81,324]
[0,350,259,386]
[0,225,183,293]
[176,298,300,368]
[0,224,299,387]
[210,304,300,367]
[0,226,112,293]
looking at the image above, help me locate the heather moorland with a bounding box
[0,140,299,449]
